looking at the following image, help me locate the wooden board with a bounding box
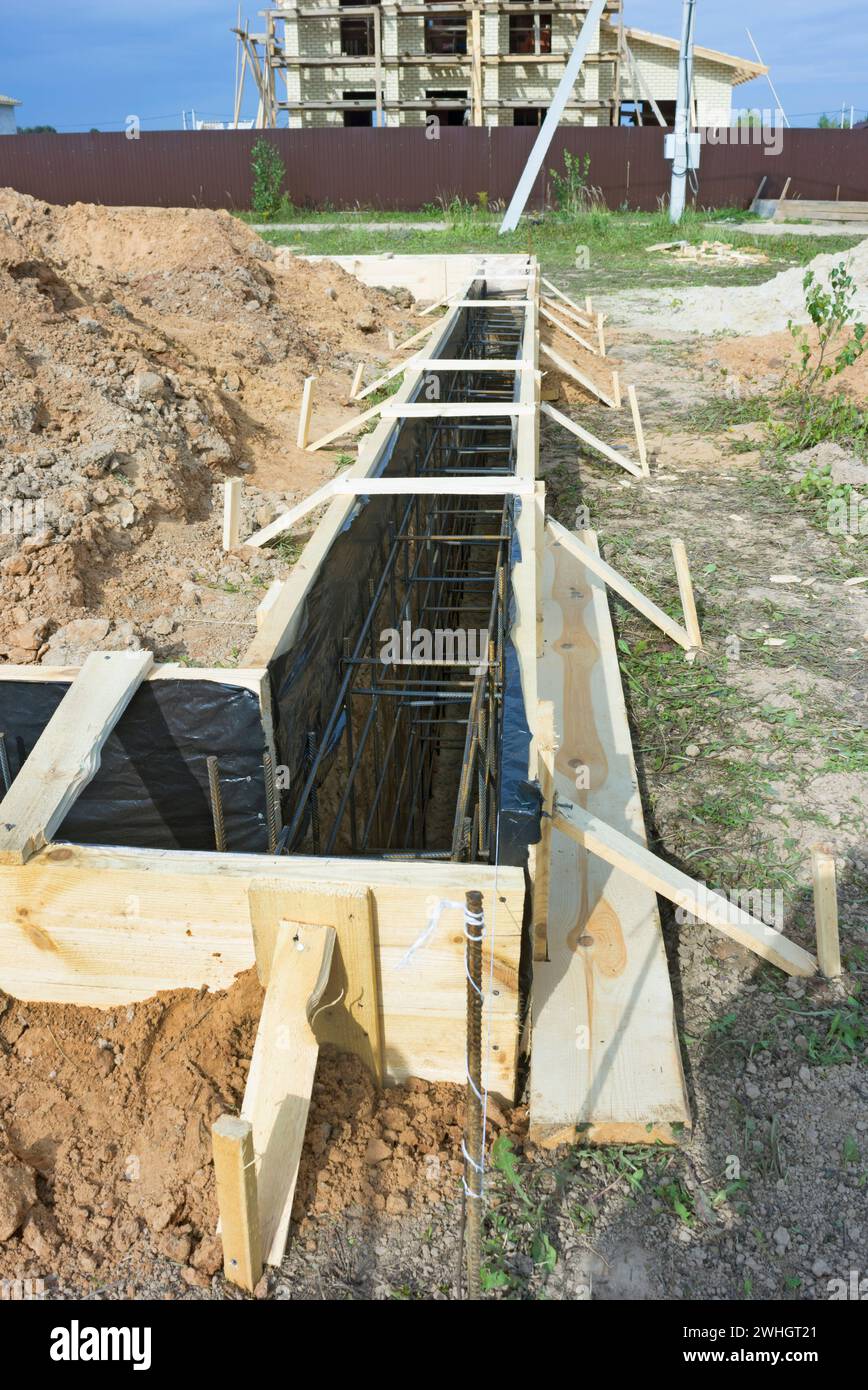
[0,844,524,1098]
[0,650,153,865]
[531,529,691,1147]
[240,920,335,1266]
[249,880,384,1083]
[775,199,868,223]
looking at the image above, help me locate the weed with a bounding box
[250,139,288,222]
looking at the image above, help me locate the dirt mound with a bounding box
[0,977,513,1294]
[604,234,868,336]
[0,190,412,666]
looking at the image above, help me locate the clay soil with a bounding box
[0,191,414,667]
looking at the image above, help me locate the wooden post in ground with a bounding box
[296,376,315,449]
[597,313,606,357]
[533,701,556,962]
[670,539,703,650]
[611,370,622,409]
[222,478,242,552]
[628,384,649,475]
[349,361,365,400]
[812,847,841,977]
[211,1116,262,1293]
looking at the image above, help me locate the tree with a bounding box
[18,125,57,134]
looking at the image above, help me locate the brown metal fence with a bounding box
[1,127,866,212]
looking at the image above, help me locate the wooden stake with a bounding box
[585,295,593,315]
[669,539,703,650]
[387,329,397,351]
[597,313,606,357]
[533,701,556,962]
[611,370,622,410]
[349,361,365,400]
[627,383,649,475]
[222,478,242,552]
[296,376,315,449]
[812,848,841,977]
[211,1115,262,1293]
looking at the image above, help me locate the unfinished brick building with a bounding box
[233,3,765,130]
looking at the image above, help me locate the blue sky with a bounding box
[3,1,867,130]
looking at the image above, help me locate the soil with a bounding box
[0,974,517,1297]
[0,191,414,667]
[601,234,868,336]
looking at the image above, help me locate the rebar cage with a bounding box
[282,295,526,862]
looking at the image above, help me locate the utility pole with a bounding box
[669,0,698,224]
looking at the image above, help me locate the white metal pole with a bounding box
[499,0,607,235]
[669,0,697,224]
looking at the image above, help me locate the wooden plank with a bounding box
[540,276,596,326]
[540,341,617,409]
[532,700,555,962]
[539,303,598,356]
[554,801,817,977]
[531,529,690,1145]
[541,402,642,478]
[0,650,153,866]
[222,478,242,551]
[249,880,384,1083]
[547,518,693,651]
[255,579,283,630]
[380,402,534,419]
[0,844,524,1096]
[307,400,385,452]
[540,293,596,333]
[211,1116,262,1293]
[812,847,841,978]
[670,538,703,650]
[241,920,335,1266]
[245,477,338,548]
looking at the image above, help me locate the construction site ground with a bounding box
[0,200,865,1301]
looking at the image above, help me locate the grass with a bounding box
[254,204,862,290]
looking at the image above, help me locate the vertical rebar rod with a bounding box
[0,733,11,797]
[262,749,279,853]
[464,888,484,1301]
[206,756,226,852]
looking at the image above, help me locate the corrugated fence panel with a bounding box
[1,128,867,212]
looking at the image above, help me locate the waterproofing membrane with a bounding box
[0,679,269,853]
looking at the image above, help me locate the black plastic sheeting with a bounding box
[0,679,270,853]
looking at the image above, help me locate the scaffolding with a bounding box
[232,2,623,128]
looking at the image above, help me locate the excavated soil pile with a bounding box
[0,191,412,666]
[0,977,512,1293]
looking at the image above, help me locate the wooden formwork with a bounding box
[0,254,822,1290]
